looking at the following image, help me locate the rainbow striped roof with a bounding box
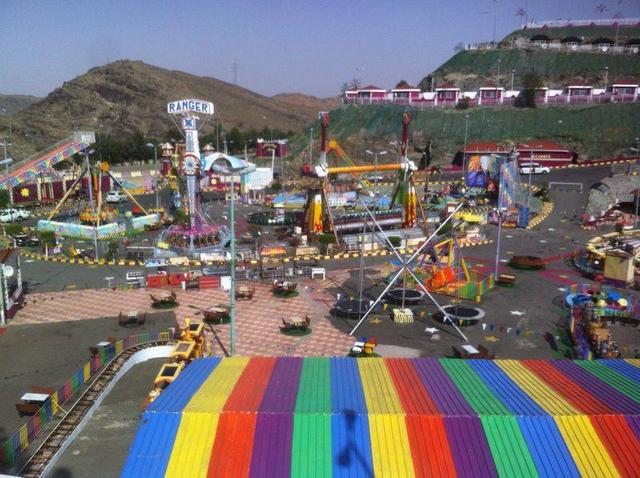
[122,357,640,477]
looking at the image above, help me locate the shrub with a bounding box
[4,223,23,236]
[317,233,336,244]
[0,190,10,209]
[38,230,56,247]
[455,97,470,110]
[388,236,402,248]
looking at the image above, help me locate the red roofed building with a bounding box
[478,83,505,105]
[609,78,638,98]
[516,140,575,167]
[357,85,386,102]
[435,82,460,105]
[390,83,421,102]
[459,140,575,168]
[344,86,358,101]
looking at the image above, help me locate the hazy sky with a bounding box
[1,0,639,98]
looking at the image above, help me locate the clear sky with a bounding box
[1,0,639,98]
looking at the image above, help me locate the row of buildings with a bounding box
[343,79,640,107]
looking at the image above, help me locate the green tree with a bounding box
[0,189,10,209]
[517,72,542,108]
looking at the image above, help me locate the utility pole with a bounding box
[462,115,469,183]
[511,69,515,91]
[232,61,238,85]
[634,137,640,231]
[309,128,313,168]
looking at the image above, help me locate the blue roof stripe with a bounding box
[517,416,580,478]
[330,358,367,414]
[121,412,181,478]
[331,413,373,478]
[600,360,640,383]
[469,360,546,415]
[147,357,221,413]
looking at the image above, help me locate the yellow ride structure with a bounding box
[305,112,421,242]
[146,318,208,406]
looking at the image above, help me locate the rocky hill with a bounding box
[0,94,40,116]
[0,60,321,158]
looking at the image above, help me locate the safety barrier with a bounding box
[0,330,171,469]
[19,238,493,270]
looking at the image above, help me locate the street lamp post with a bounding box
[365,149,387,192]
[634,137,640,230]
[462,114,469,183]
[145,143,160,210]
[211,155,256,356]
[82,149,99,260]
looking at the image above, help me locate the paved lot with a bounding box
[0,312,177,443]
[48,358,165,478]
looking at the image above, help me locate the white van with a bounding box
[519,163,550,175]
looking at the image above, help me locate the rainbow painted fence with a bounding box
[123,357,640,478]
[0,331,170,469]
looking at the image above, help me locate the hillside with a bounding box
[0,94,40,115]
[271,93,339,120]
[418,49,640,91]
[0,60,318,158]
[285,103,640,172]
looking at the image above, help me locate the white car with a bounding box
[519,163,550,175]
[106,190,127,203]
[9,208,32,220]
[0,210,18,223]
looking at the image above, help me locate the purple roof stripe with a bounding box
[412,358,475,416]
[259,357,303,413]
[444,416,498,478]
[249,414,294,478]
[551,360,640,414]
[626,415,640,443]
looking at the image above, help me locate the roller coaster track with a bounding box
[19,338,172,478]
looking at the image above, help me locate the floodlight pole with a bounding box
[634,137,640,231]
[349,198,468,339]
[229,173,236,356]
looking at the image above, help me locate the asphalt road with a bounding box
[48,358,165,478]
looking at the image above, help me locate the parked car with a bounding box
[519,163,550,175]
[0,210,18,223]
[3,208,31,221]
[15,208,33,220]
[11,233,40,247]
[106,190,127,203]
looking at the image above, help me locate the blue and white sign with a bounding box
[167,99,214,115]
[182,117,196,130]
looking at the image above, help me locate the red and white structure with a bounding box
[460,140,575,168]
[255,139,287,158]
[390,83,421,102]
[478,84,505,105]
[342,78,639,108]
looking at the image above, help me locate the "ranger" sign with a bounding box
[167,99,214,115]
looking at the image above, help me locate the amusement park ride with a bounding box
[154,99,234,258]
[304,112,425,245]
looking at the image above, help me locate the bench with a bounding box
[15,403,41,417]
[118,311,147,327]
[496,274,516,287]
[30,386,55,396]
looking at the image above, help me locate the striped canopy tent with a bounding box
[123,356,640,477]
